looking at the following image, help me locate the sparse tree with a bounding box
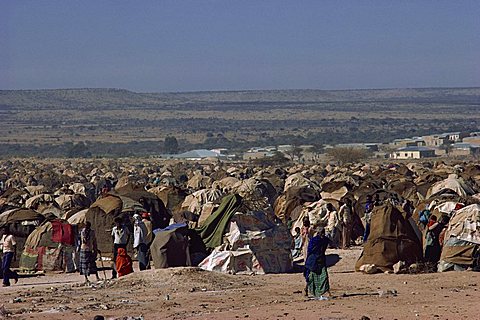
[284,146,303,161]
[67,142,91,158]
[253,151,289,166]
[164,136,179,154]
[326,147,371,164]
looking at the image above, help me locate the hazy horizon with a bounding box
[2,85,480,95]
[2,1,479,92]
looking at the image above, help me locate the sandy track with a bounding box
[1,248,479,320]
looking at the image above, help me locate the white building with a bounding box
[391,146,436,159]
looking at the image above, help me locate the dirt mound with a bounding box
[111,267,262,292]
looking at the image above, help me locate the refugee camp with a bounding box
[1,158,479,319]
[3,1,480,319]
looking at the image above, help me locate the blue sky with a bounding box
[1,1,479,92]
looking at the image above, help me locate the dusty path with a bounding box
[1,248,479,320]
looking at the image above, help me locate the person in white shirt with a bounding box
[322,203,340,248]
[133,214,148,271]
[111,217,130,279]
[1,226,19,287]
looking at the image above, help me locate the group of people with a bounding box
[79,212,153,284]
[294,194,420,300]
[289,198,358,300]
[292,199,355,256]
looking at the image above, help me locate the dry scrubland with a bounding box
[1,248,479,320]
[0,87,479,157]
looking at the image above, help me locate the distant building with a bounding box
[422,134,449,147]
[443,132,468,142]
[391,146,436,159]
[211,148,228,155]
[243,150,275,160]
[391,138,425,148]
[336,143,380,152]
[277,145,293,152]
[173,149,223,160]
[449,143,480,157]
[463,135,480,146]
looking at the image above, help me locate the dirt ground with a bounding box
[1,248,479,320]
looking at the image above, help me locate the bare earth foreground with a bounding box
[1,248,479,320]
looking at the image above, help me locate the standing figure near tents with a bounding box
[424,215,444,270]
[304,227,331,300]
[133,214,148,271]
[339,199,353,249]
[1,226,19,287]
[300,217,314,262]
[142,212,153,268]
[363,195,374,243]
[115,248,133,277]
[291,227,303,260]
[79,221,100,284]
[322,203,340,248]
[111,217,130,279]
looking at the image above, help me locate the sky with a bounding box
[1,1,479,92]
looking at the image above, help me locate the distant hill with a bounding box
[0,87,479,157]
[1,87,479,110]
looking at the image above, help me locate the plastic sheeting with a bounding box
[444,204,480,245]
[199,211,292,274]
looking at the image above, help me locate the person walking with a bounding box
[339,199,354,249]
[304,227,331,300]
[79,221,100,284]
[323,203,340,248]
[111,217,130,279]
[363,195,374,243]
[291,227,303,260]
[300,217,314,263]
[133,214,148,271]
[424,215,445,270]
[142,212,153,269]
[1,226,19,287]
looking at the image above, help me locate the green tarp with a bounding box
[196,194,242,249]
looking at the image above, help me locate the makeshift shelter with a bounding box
[66,208,89,226]
[114,183,171,230]
[150,223,191,269]
[0,188,28,211]
[55,194,91,211]
[24,185,46,196]
[438,204,480,271]
[187,173,213,190]
[212,177,240,193]
[386,179,418,201]
[274,186,319,222]
[283,173,320,193]
[20,219,76,272]
[196,194,243,249]
[320,180,349,201]
[355,203,423,272]
[84,195,123,258]
[148,185,187,212]
[0,208,44,228]
[68,182,88,196]
[25,194,56,210]
[181,189,224,216]
[427,174,475,199]
[199,211,293,274]
[0,208,45,266]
